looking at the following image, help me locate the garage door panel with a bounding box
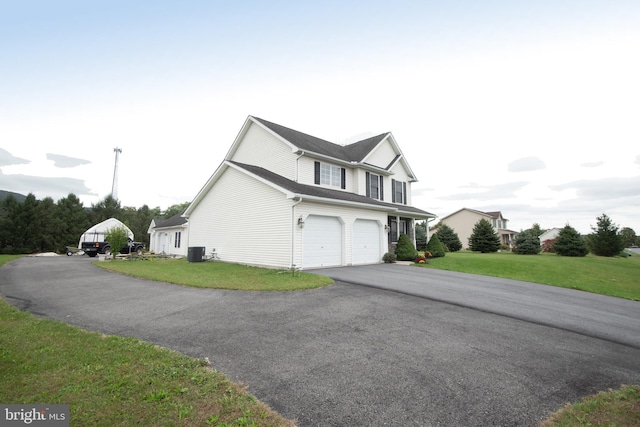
[303,215,342,268]
[353,219,380,264]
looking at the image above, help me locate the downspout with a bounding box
[291,197,303,269]
[295,151,305,182]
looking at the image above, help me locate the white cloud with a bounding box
[508,157,546,173]
[46,153,91,168]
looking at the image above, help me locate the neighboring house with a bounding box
[183,115,436,269]
[148,213,188,256]
[539,227,561,245]
[437,208,517,249]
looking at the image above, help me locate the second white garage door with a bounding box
[352,219,381,265]
[303,215,342,268]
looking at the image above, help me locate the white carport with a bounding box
[78,218,134,248]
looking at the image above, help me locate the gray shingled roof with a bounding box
[229,161,435,218]
[153,212,188,229]
[253,116,388,163]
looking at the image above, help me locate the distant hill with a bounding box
[0,190,27,202]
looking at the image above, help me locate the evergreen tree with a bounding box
[435,224,462,252]
[415,221,427,251]
[0,195,19,252]
[554,225,588,257]
[89,195,122,224]
[468,219,500,253]
[16,194,40,252]
[512,229,541,255]
[426,233,446,257]
[395,233,418,261]
[57,193,91,250]
[588,213,624,257]
[35,197,63,252]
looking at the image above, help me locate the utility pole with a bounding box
[111,147,122,199]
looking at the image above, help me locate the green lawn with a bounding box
[423,251,640,301]
[96,257,333,291]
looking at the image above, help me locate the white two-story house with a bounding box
[183,116,435,269]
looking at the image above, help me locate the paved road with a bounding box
[2,256,640,427]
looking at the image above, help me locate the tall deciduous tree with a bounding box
[588,213,623,257]
[619,227,638,248]
[469,219,500,253]
[435,224,462,252]
[554,225,588,257]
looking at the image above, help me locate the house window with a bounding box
[392,179,407,204]
[315,161,346,189]
[175,231,181,248]
[366,172,383,200]
[321,163,341,187]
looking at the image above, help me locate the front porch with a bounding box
[387,215,416,252]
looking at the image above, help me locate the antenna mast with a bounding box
[111,147,122,199]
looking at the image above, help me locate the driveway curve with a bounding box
[2,256,640,427]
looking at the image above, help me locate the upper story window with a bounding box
[314,161,345,189]
[392,179,407,204]
[366,172,383,200]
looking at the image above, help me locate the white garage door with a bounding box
[303,215,342,268]
[353,219,381,264]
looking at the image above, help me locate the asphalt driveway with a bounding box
[2,256,640,426]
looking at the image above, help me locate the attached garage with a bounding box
[303,215,342,268]
[352,219,381,265]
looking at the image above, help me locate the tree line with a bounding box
[0,193,189,254]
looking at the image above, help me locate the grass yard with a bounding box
[0,299,294,427]
[423,250,640,301]
[96,257,333,291]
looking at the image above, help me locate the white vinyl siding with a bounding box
[229,122,296,180]
[188,167,292,268]
[362,138,396,169]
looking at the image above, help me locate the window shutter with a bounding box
[341,168,346,189]
[379,176,384,200]
[365,172,370,197]
[314,162,320,185]
[391,179,396,203]
[403,182,407,204]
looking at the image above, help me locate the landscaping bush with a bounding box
[395,233,418,261]
[382,252,397,263]
[414,254,427,264]
[542,238,556,253]
[426,233,446,257]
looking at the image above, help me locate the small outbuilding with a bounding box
[78,218,134,248]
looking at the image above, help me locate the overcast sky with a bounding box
[1,1,638,234]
